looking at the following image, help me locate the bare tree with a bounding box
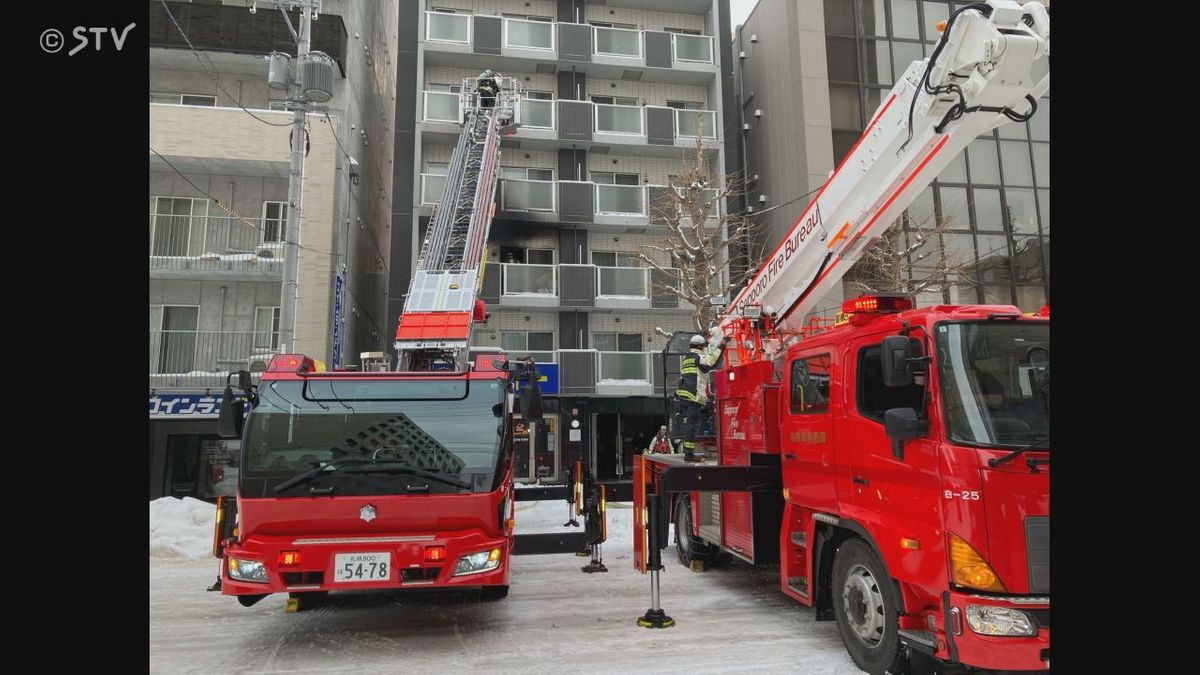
[847,211,977,303]
[637,121,769,333]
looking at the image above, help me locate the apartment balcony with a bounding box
[149,331,274,390]
[556,349,664,397]
[149,213,285,281]
[477,263,692,312]
[421,12,718,85]
[419,174,720,232]
[419,91,720,157]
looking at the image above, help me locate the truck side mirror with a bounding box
[884,407,926,459]
[881,335,913,387]
[218,385,245,439]
[236,369,253,390]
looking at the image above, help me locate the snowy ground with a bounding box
[150,497,864,674]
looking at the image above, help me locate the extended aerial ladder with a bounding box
[710,0,1049,362]
[389,76,610,565]
[394,77,523,372]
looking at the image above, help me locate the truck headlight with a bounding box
[965,604,1036,636]
[227,557,268,583]
[453,548,502,576]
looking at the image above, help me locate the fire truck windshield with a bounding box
[935,321,1049,449]
[240,378,505,496]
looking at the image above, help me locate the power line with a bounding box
[319,111,390,275]
[156,0,293,128]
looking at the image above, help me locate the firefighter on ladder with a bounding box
[476,69,501,109]
[675,333,730,461]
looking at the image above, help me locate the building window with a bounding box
[500,247,554,264]
[589,21,637,29]
[591,94,638,107]
[150,92,217,106]
[666,100,704,110]
[790,355,832,414]
[664,27,702,35]
[150,196,209,257]
[261,201,288,244]
[526,90,553,100]
[153,305,200,374]
[889,0,921,40]
[254,307,281,351]
[502,331,554,362]
[592,251,642,267]
[593,332,642,352]
[501,167,554,181]
[427,82,463,93]
[590,171,640,186]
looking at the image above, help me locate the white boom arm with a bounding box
[722,0,1049,344]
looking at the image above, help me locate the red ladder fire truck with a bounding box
[209,75,604,611]
[633,2,1050,672]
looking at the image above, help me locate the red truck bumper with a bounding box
[221,528,511,598]
[942,591,1050,671]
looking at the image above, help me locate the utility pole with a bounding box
[274,0,314,354]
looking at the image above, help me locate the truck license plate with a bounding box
[333,552,390,582]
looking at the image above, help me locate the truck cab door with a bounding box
[780,351,837,511]
[841,336,943,577]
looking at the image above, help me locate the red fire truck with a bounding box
[210,76,603,610]
[633,3,1050,673]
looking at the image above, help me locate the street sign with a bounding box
[149,393,248,418]
[332,272,345,368]
[515,362,558,395]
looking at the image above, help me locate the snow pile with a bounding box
[150,497,216,560]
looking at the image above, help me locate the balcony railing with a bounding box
[598,351,652,382]
[422,90,460,123]
[595,183,645,215]
[594,103,645,136]
[149,213,286,273]
[675,109,718,139]
[504,18,555,50]
[149,330,275,388]
[673,33,714,63]
[521,98,555,129]
[502,263,557,296]
[596,266,650,297]
[594,26,643,58]
[419,177,722,223]
[501,179,556,212]
[422,12,715,66]
[419,96,717,144]
[426,11,471,44]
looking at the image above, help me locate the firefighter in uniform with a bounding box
[476,70,500,108]
[675,333,730,461]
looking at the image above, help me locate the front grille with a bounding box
[402,567,442,582]
[282,571,325,585]
[1025,516,1050,593]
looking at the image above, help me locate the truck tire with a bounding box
[831,538,906,675]
[480,585,509,600]
[674,495,723,567]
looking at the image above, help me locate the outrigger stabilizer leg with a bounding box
[581,483,608,572]
[637,492,674,628]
